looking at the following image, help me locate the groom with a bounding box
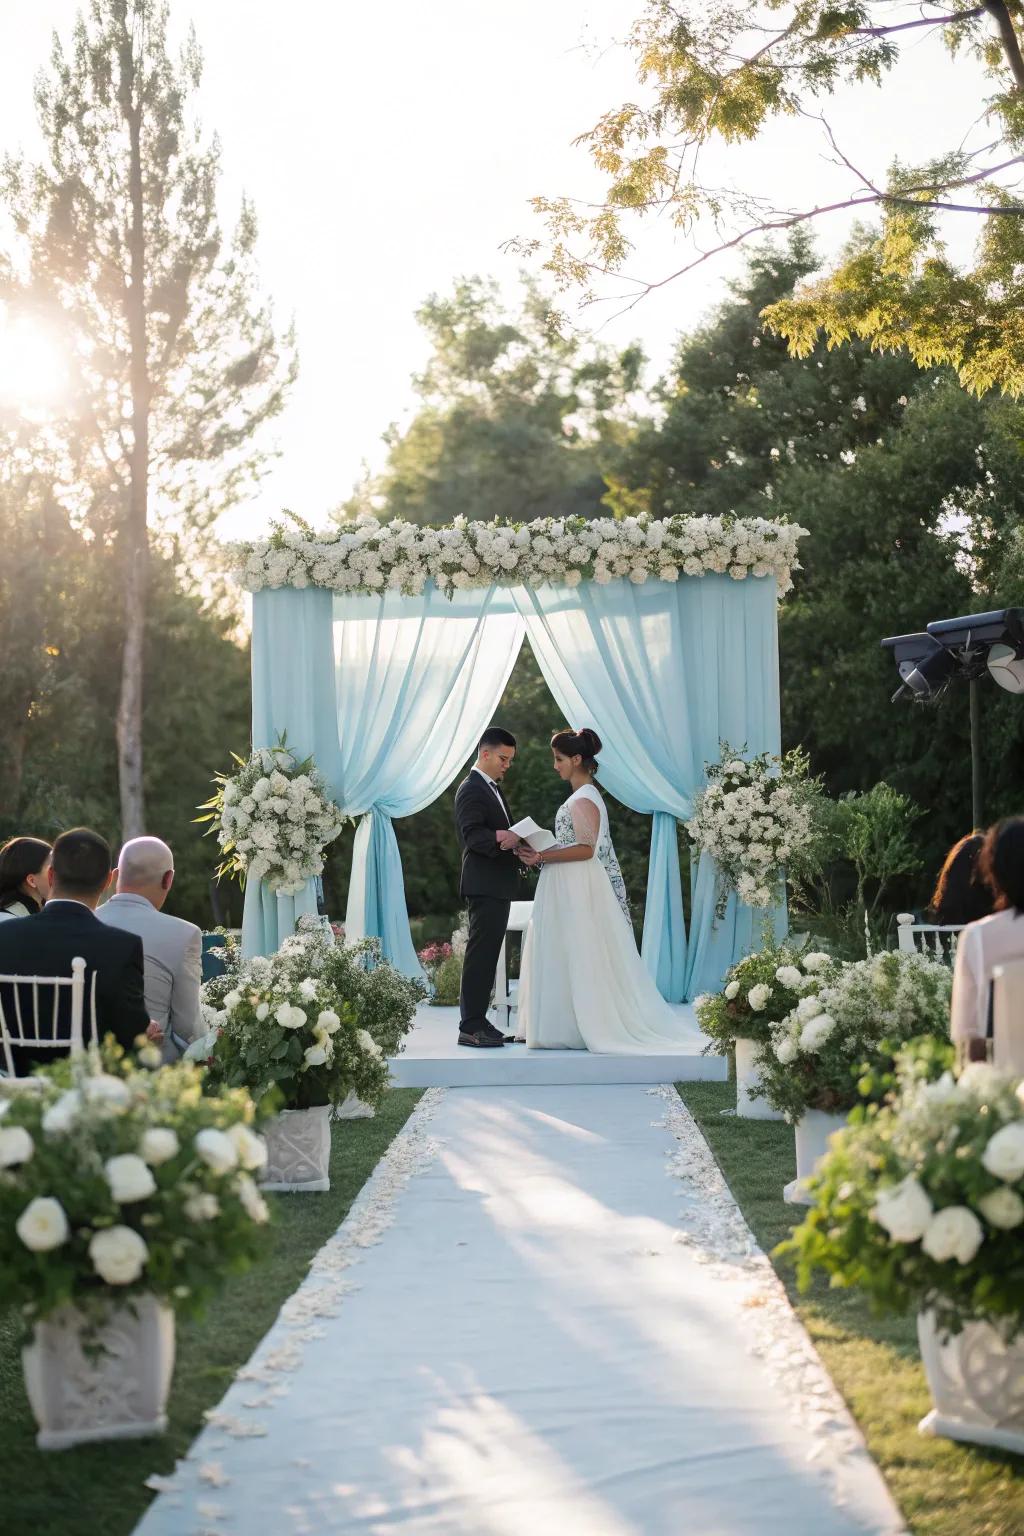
[453,727,521,1048]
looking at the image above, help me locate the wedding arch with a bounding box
[228,511,805,1002]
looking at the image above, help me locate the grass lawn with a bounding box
[0,1088,423,1536]
[678,1080,1024,1536]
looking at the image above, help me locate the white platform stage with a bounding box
[387,1003,727,1088]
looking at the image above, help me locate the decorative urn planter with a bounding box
[23,1295,175,1450]
[783,1108,848,1205]
[260,1103,333,1192]
[734,1038,784,1121]
[917,1311,1024,1455]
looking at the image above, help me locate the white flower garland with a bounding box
[225,512,807,597]
[201,738,347,896]
[686,745,823,917]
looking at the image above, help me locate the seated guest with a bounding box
[0,827,149,1075]
[928,832,995,927]
[98,836,202,1062]
[0,837,52,921]
[950,818,1024,1049]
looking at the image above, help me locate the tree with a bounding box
[2,0,295,835]
[345,276,641,526]
[524,1,1024,394]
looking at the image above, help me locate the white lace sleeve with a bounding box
[569,798,600,848]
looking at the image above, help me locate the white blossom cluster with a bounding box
[225,512,807,597]
[217,743,346,896]
[686,749,817,914]
[771,950,953,1068]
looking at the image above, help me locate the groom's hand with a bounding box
[496,829,519,850]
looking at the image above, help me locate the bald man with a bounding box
[97,837,202,1062]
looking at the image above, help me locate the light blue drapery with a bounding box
[244,572,783,999]
[242,584,523,971]
[512,575,784,1000]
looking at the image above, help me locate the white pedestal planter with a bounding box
[917,1311,1024,1455]
[23,1296,174,1450]
[783,1109,848,1205]
[734,1037,784,1121]
[261,1103,333,1191]
[335,1091,375,1120]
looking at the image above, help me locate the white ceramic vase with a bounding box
[734,1037,784,1121]
[917,1310,1024,1455]
[261,1103,333,1191]
[783,1108,848,1205]
[23,1296,174,1450]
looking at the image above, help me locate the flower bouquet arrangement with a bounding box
[198,733,347,896]
[759,950,953,1121]
[0,1045,270,1331]
[685,744,826,918]
[783,1043,1024,1342]
[694,942,837,1053]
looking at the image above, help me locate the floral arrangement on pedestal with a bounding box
[198,734,347,896]
[783,1043,1024,1341]
[757,950,954,1121]
[419,913,469,1007]
[685,745,825,918]
[694,941,837,1052]
[197,928,426,1110]
[0,1046,270,1331]
[226,511,808,598]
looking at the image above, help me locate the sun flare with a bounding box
[0,312,69,411]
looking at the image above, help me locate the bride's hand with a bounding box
[518,847,541,867]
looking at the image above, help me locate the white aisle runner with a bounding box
[135,1086,904,1536]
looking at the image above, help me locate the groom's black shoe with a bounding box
[458,1029,504,1048]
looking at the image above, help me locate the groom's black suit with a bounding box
[454,769,521,1039]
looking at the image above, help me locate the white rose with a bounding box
[0,1126,34,1167]
[775,965,803,990]
[303,1044,328,1067]
[236,1171,270,1224]
[799,1014,834,1052]
[16,1195,70,1252]
[796,995,824,1021]
[725,759,746,775]
[873,1175,933,1243]
[184,1190,220,1223]
[105,1153,157,1203]
[921,1206,984,1265]
[227,1123,268,1171]
[774,1036,797,1065]
[747,984,771,1012]
[357,1028,383,1058]
[298,978,317,1002]
[194,1128,239,1175]
[276,1003,306,1030]
[82,1074,131,1110]
[89,1225,149,1284]
[223,989,242,1014]
[141,1127,180,1166]
[801,952,831,973]
[317,1009,341,1034]
[981,1122,1024,1183]
[977,1185,1024,1230]
[255,1001,270,1021]
[724,980,740,1001]
[42,1090,81,1135]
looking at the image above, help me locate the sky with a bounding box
[0,2,994,539]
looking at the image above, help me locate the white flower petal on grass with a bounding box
[90,1225,149,1284]
[16,1196,69,1252]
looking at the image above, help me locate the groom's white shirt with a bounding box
[472,765,510,825]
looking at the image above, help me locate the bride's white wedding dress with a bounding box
[517,784,696,1053]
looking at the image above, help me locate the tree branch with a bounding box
[853,8,985,37]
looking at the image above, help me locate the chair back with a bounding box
[0,957,90,1077]
[896,914,963,963]
[992,960,1024,1075]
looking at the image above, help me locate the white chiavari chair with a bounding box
[896,914,964,964]
[992,959,1024,1075]
[0,956,89,1079]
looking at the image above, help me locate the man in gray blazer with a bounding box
[98,837,202,1062]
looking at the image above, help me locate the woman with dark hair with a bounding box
[0,837,51,921]
[929,832,994,927]
[950,817,1024,1047]
[515,728,697,1053]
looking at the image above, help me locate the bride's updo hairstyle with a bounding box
[551,727,602,775]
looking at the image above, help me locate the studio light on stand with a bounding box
[881,608,1024,827]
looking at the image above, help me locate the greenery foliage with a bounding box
[783,1045,1024,1341]
[0,1045,269,1330]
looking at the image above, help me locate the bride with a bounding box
[515,728,697,1053]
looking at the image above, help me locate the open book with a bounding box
[509,816,557,853]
